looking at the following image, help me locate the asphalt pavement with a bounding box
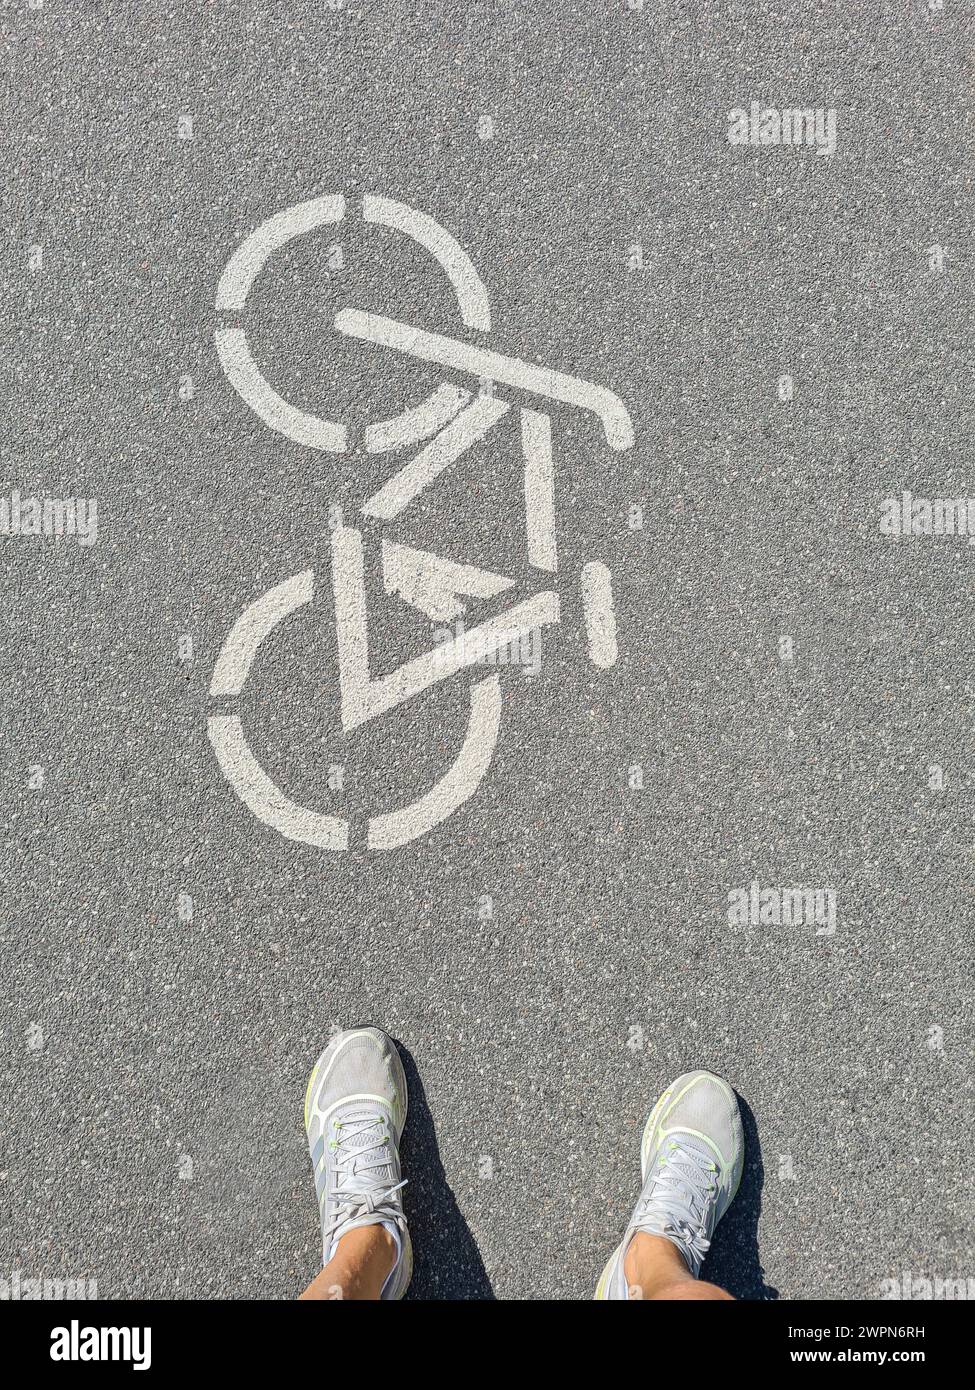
[2,0,972,1300]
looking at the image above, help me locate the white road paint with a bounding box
[366,675,502,849]
[209,570,314,696]
[382,540,514,621]
[216,195,345,311]
[362,396,510,520]
[208,715,350,850]
[209,194,632,849]
[363,194,491,332]
[364,383,470,454]
[581,561,618,668]
[214,329,348,453]
[335,308,635,452]
[331,526,558,731]
[521,408,557,572]
[214,196,481,456]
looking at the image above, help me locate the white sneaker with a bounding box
[596,1070,744,1299]
[304,1026,412,1299]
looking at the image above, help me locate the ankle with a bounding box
[623,1231,693,1299]
[337,1223,397,1270]
[322,1224,397,1300]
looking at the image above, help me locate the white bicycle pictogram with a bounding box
[208,194,633,850]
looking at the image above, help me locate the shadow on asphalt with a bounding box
[395,1051,772,1302]
[396,1041,496,1301]
[702,1092,779,1300]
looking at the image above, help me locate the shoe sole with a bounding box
[594,1082,673,1299]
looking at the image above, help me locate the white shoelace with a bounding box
[635,1135,718,1273]
[322,1110,408,1249]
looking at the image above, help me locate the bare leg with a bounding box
[300,1225,397,1301]
[623,1232,733,1301]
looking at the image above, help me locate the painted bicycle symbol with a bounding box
[208,194,633,850]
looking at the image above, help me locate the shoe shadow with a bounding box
[700,1093,778,1300]
[394,1041,496,1301]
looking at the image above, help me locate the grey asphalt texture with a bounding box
[2,0,973,1301]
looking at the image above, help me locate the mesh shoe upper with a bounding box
[305,1028,410,1294]
[597,1070,744,1297]
[632,1070,744,1280]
